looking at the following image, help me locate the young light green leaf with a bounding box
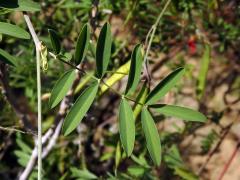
[0,0,41,12]
[125,44,143,96]
[0,48,17,66]
[49,69,76,108]
[150,104,207,122]
[145,67,185,105]
[197,44,211,99]
[119,98,135,156]
[62,81,99,136]
[96,22,112,78]
[48,29,61,54]
[141,108,161,166]
[0,22,30,39]
[75,23,90,65]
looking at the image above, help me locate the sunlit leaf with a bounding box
[48,29,61,54]
[49,69,76,108]
[96,22,112,78]
[0,22,30,39]
[0,0,41,12]
[197,44,211,99]
[100,60,130,94]
[119,98,135,156]
[75,23,90,65]
[150,104,207,122]
[0,48,17,66]
[133,81,149,119]
[141,108,161,166]
[62,81,99,136]
[125,44,143,96]
[146,67,185,105]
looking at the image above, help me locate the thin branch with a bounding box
[0,126,36,136]
[143,0,171,85]
[217,141,240,180]
[19,129,53,180]
[198,113,239,175]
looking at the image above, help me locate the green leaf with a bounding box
[150,104,207,122]
[145,67,185,105]
[62,81,99,136]
[0,0,41,12]
[0,22,30,39]
[48,29,61,54]
[49,69,76,109]
[70,167,97,179]
[0,48,17,66]
[125,44,143,96]
[96,22,112,78]
[141,108,161,166]
[75,23,90,65]
[119,98,135,156]
[197,44,211,99]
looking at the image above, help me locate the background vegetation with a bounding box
[0,0,240,179]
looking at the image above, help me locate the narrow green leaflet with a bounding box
[125,44,143,96]
[48,29,61,54]
[150,104,207,122]
[145,67,185,105]
[141,108,161,166]
[0,0,41,12]
[96,22,112,78]
[0,48,17,66]
[49,69,76,108]
[119,98,135,156]
[75,23,90,65]
[62,81,99,136]
[0,22,30,39]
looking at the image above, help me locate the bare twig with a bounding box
[19,129,53,180]
[198,113,239,175]
[143,0,171,86]
[217,141,240,180]
[0,126,36,136]
[197,122,234,175]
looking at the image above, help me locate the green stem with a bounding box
[36,46,42,180]
[23,14,42,180]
